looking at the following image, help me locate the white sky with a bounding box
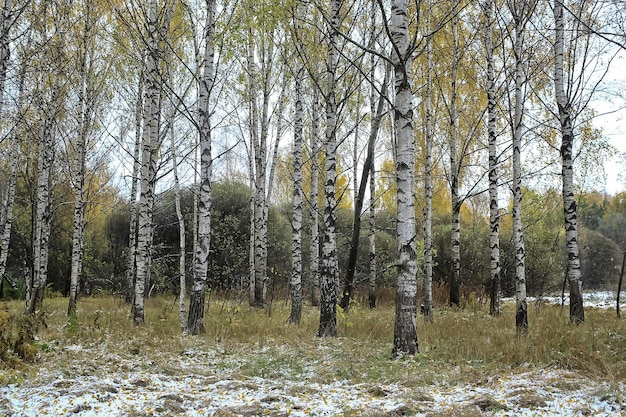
[591,49,626,195]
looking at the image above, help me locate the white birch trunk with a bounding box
[289,66,304,325]
[133,0,177,322]
[27,20,63,314]
[27,118,55,315]
[68,44,90,318]
[187,0,215,335]
[266,83,286,203]
[127,66,144,303]
[423,0,433,319]
[554,0,584,324]
[486,0,501,317]
[512,9,528,335]
[310,88,320,307]
[0,132,18,286]
[133,0,160,324]
[449,16,461,308]
[0,0,12,111]
[171,118,187,331]
[0,58,24,286]
[368,50,377,310]
[391,0,418,356]
[317,0,340,337]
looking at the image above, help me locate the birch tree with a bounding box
[390,0,419,356]
[309,87,321,307]
[508,0,536,335]
[170,117,187,330]
[448,13,462,308]
[26,0,67,315]
[68,0,108,318]
[422,0,434,320]
[485,0,501,317]
[289,62,304,324]
[187,0,216,335]
[317,0,341,337]
[552,0,614,324]
[553,0,583,323]
[133,0,174,324]
[0,0,22,287]
[126,66,144,303]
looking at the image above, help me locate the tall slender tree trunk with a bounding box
[423,1,434,320]
[27,15,63,314]
[27,117,56,315]
[486,0,501,317]
[0,57,24,286]
[554,0,584,324]
[127,67,144,303]
[391,0,419,357]
[368,160,377,309]
[367,0,378,310]
[187,0,215,335]
[171,117,187,331]
[449,16,461,308]
[310,89,320,307]
[317,0,340,337]
[134,0,161,324]
[289,65,304,325]
[512,9,528,335]
[67,82,88,318]
[246,31,260,306]
[68,4,97,317]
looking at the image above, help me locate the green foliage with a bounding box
[579,229,621,289]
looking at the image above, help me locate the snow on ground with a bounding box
[1,342,624,416]
[1,292,624,416]
[502,290,621,310]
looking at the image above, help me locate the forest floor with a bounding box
[1,291,625,416]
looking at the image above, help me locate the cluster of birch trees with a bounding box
[0,0,624,354]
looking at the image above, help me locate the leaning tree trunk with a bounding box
[423,1,434,320]
[341,68,388,311]
[554,0,584,324]
[486,0,501,317]
[188,0,215,335]
[289,65,304,325]
[512,10,528,335]
[317,0,340,338]
[391,0,419,357]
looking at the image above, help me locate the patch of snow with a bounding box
[502,290,622,309]
[1,346,623,416]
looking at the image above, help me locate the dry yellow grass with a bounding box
[2,294,625,388]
